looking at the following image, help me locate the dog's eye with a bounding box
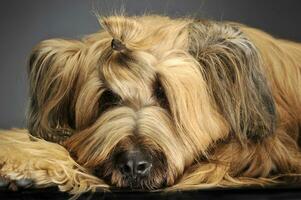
[99,90,121,114]
[154,81,169,109]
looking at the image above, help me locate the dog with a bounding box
[1,15,301,194]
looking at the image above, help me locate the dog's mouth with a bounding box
[94,165,168,190]
[66,132,173,190]
[108,175,168,191]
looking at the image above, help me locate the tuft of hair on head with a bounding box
[98,15,145,51]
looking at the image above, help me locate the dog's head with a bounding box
[27,15,276,189]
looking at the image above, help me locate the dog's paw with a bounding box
[0,175,33,191]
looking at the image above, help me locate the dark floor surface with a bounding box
[1,186,301,200]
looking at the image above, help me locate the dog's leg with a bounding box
[0,172,33,191]
[168,153,275,190]
[0,129,108,194]
[170,128,301,190]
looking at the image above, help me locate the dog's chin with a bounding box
[110,176,167,191]
[95,168,167,191]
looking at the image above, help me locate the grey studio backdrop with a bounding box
[1,0,301,129]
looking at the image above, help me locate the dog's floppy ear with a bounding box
[157,51,229,156]
[188,21,276,142]
[27,39,85,143]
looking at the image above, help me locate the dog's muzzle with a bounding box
[115,149,152,188]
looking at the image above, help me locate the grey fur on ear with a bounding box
[188,21,276,142]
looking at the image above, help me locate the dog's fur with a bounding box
[1,15,301,194]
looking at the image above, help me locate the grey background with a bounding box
[1,0,301,129]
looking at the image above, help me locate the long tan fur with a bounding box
[0,129,107,196]
[1,15,301,194]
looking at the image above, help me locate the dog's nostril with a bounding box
[136,161,151,174]
[117,150,152,178]
[120,163,132,174]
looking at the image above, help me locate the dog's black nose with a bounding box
[117,150,152,178]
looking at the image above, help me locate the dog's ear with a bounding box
[27,39,86,143]
[157,51,229,156]
[188,21,276,142]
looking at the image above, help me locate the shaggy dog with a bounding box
[0,15,301,195]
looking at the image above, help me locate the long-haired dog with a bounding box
[0,15,301,195]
